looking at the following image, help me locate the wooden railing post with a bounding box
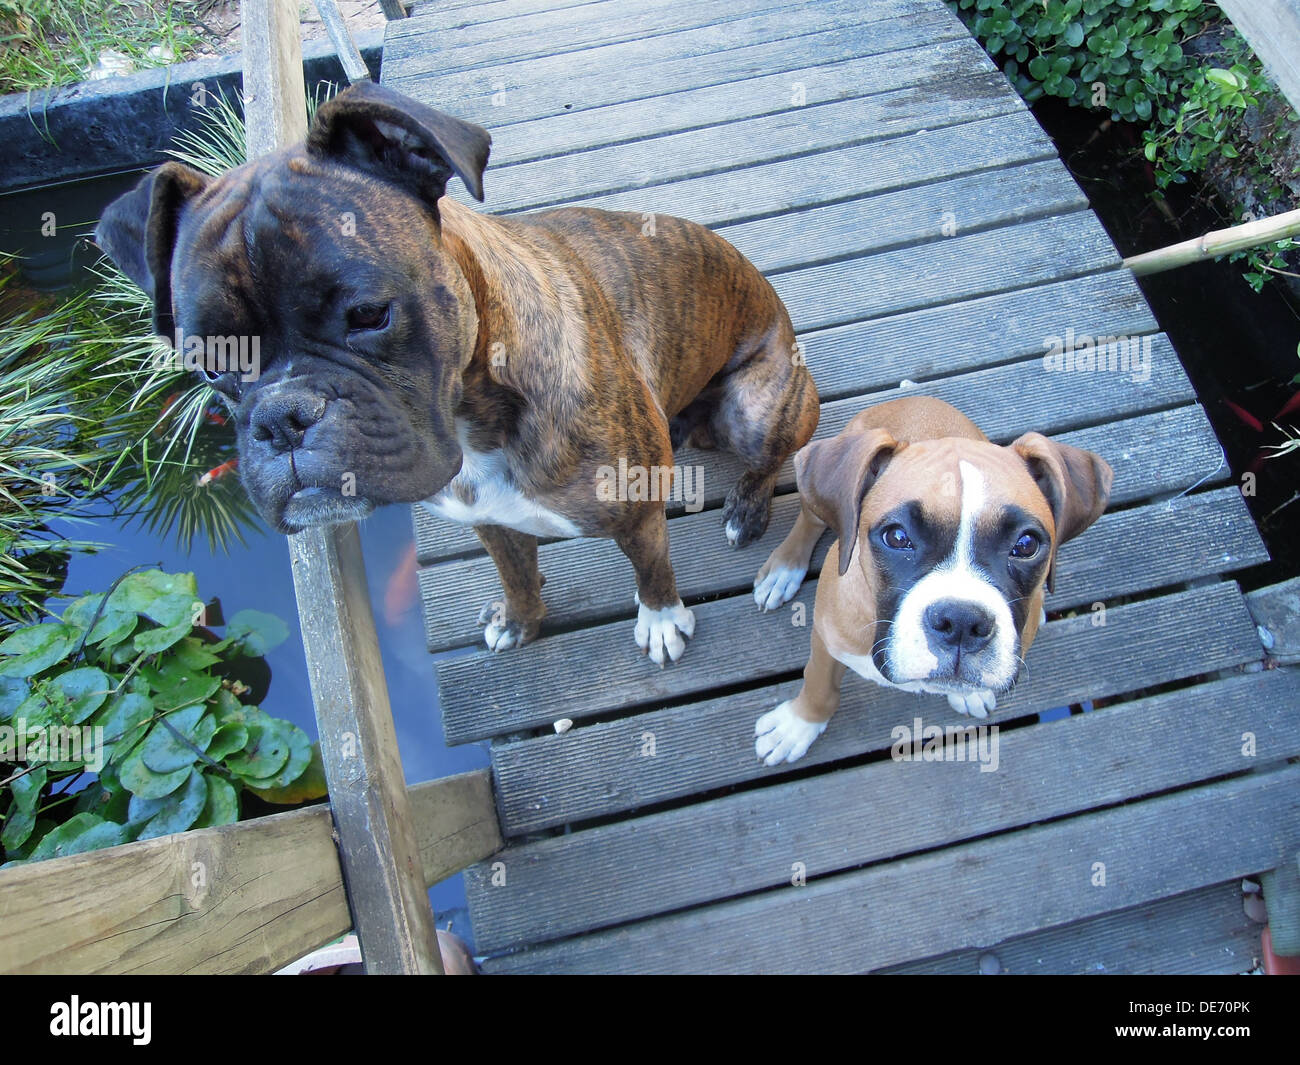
[240,0,443,975]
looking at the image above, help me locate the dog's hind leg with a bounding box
[713,316,820,548]
[474,523,547,651]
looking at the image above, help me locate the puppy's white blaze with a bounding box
[421,422,582,538]
[634,599,695,665]
[885,461,1017,692]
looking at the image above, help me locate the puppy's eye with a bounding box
[346,302,391,332]
[881,524,914,551]
[1011,532,1041,559]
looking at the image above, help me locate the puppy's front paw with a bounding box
[755,701,827,766]
[753,559,806,611]
[477,601,540,652]
[634,598,696,665]
[947,688,996,719]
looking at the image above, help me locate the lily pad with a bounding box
[206,722,249,762]
[26,814,131,862]
[135,770,209,841]
[92,692,154,767]
[0,623,77,678]
[247,740,328,804]
[241,723,313,791]
[192,773,240,829]
[49,667,111,723]
[225,609,289,657]
[118,740,192,799]
[140,705,216,774]
[116,570,200,628]
[225,718,291,780]
[133,619,194,655]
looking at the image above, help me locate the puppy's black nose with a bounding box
[924,600,995,654]
[249,390,327,453]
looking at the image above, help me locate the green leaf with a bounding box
[172,637,221,671]
[116,570,201,628]
[225,718,292,780]
[206,722,249,761]
[247,741,327,804]
[49,667,111,724]
[88,611,137,648]
[1204,67,1238,90]
[133,619,194,655]
[136,769,208,840]
[0,624,77,678]
[225,610,289,657]
[92,692,154,767]
[0,676,28,722]
[192,773,240,829]
[239,722,312,791]
[118,739,193,799]
[1064,22,1084,47]
[26,813,131,862]
[1,766,47,852]
[139,705,217,774]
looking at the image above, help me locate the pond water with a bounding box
[48,499,486,945]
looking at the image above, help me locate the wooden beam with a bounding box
[378,0,408,19]
[0,771,501,975]
[240,0,443,975]
[314,0,372,84]
[288,523,446,974]
[1219,0,1300,114]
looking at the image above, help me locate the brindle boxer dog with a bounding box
[96,82,819,665]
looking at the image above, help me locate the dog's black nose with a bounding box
[249,390,327,453]
[924,600,995,654]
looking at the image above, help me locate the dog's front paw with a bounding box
[633,598,695,665]
[947,688,996,719]
[753,558,806,611]
[755,701,827,765]
[477,601,541,652]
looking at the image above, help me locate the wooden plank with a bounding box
[481,762,1300,973]
[486,581,1263,831]
[882,882,1260,975]
[0,771,500,975]
[468,668,1300,952]
[419,328,1192,573]
[1219,0,1300,113]
[240,0,308,156]
[486,111,1057,222]
[289,524,444,974]
[468,38,995,168]
[421,485,1260,656]
[414,271,1165,566]
[400,0,607,28]
[478,73,1024,214]
[388,0,867,65]
[385,0,929,81]
[384,12,970,125]
[314,0,371,84]
[441,567,1256,744]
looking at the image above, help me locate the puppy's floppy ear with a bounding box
[794,428,903,576]
[1011,432,1114,592]
[306,82,491,210]
[95,162,211,340]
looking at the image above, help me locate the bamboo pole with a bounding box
[1122,207,1300,276]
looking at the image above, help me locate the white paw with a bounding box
[634,598,696,665]
[725,519,743,547]
[754,701,827,766]
[753,563,806,611]
[483,617,522,652]
[947,688,996,718]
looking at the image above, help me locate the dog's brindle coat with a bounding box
[96,83,819,663]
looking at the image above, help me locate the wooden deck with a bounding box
[384,0,1299,973]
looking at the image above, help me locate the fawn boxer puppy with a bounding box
[752,396,1112,765]
[95,82,819,665]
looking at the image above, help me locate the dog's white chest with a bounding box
[420,445,583,539]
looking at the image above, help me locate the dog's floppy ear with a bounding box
[1011,432,1114,592]
[306,82,491,209]
[795,428,903,576]
[95,162,210,339]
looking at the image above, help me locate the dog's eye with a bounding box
[346,302,391,332]
[1011,532,1041,559]
[881,524,914,551]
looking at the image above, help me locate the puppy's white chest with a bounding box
[420,445,582,539]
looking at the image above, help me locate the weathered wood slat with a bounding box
[400,0,605,27]
[469,668,1299,952]
[422,484,1258,655]
[480,762,1300,973]
[440,567,1256,744]
[880,881,1259,976]
[488,580,1262,833]
[414,270,1164,566]
[487,111,1057,225]
[468,38,996,169]
[385,12,970,126]
[386,0,932,82]
[0,771,500,975]
[478,74,1024,214]
[387,0,892,66]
